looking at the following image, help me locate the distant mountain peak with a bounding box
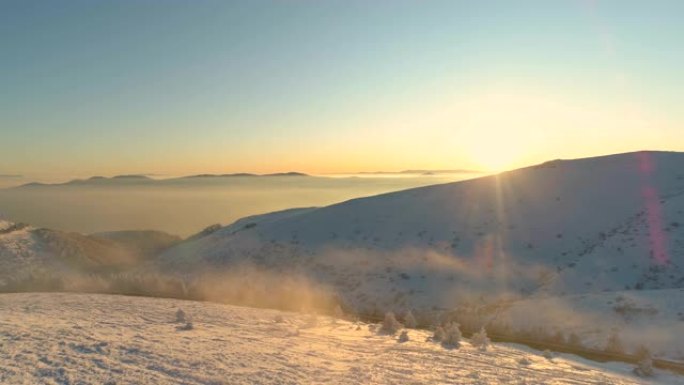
[111,174,153,180]
[356,169,482,176]
[263,172,309,177]
[179,172,309,179]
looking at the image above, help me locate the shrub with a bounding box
[398,330,409,343]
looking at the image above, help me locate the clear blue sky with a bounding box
[2,0,683,179]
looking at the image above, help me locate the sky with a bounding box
[1,0,683,181]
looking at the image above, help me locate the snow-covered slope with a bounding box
[495,288,684,362]
[89,230,181,260]
[0,219,14,232]
[157,151,684,310]
[0,292,678,385]
[545,191,684,294]
[0,222,179,286]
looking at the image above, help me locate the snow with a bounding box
[545,192,684,295]
[157,151,684,304]
[0,292,679,385]
[0,225,178,286]
[3,151,684,381]
[0,219,13,232]
[498,288,684,361]
[149,151,684,363]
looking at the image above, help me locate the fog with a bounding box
[0,175,26,189]
[0,265,338,315]
[0,174,480,237]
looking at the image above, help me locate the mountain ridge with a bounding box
[10,172,313,188]
[156,150,684,310]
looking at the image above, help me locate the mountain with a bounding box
[357,169,482,175]
[13,175,155,188]
[178,172,310,179]
[3,150,684,362]
[182,173,259,178]
[156,151,684,312]
[12,172,311,188]
[263,172,309,177]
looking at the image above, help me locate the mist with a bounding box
[0,265,338,315]
[0,174,479,237]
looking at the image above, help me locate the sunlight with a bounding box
[453,91,560,172]
[467,143,524,172]
[3,1,684,383]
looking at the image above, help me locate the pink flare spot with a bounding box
[641,186,668,265]
[637,152,655,173]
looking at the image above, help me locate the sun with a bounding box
[463,131,531,172]
[451,90,556,173]
[468,145,522,173]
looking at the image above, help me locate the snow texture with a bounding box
[1,292,680,385]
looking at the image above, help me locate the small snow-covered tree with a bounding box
[605,331,624,354]
[398,330,409,343]
[633,346,654,377]
[404,310,417,329]
[442,322,462,347]
[379,312,403,335]
[175,308,186,323]
[433,326,446,342]
[470,327,490,351]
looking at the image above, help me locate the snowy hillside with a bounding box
[0,222,179,286]
[495,288,684,361]
[545,191,684,294]
[157,151,684,307]
[0,292,678,385]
